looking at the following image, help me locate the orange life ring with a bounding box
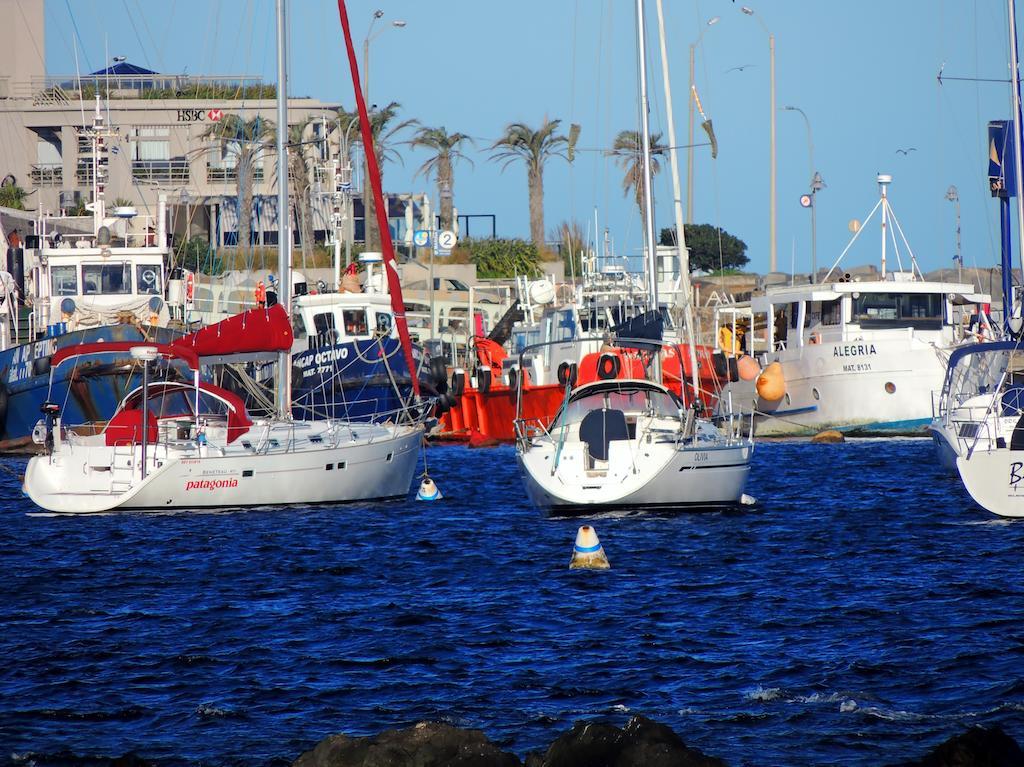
[254,281,267,305]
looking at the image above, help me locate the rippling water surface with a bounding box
[2,439,1023,766]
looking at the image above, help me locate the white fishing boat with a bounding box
[719,174,992,437]
[514,0,753,514]
[22,0,429,513]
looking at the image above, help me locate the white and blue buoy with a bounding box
[416,475,443,502]
[569,525,610,570]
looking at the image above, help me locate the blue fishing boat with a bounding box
[0,96,182,451]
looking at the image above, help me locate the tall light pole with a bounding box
[783,105,824,281]
[360,10,405,252]
[740,6,776,272]
[687,16,719,224]
[946,184,962,283]
[363,10,406,107]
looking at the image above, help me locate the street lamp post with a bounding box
[946,185,962,282]
[363,10,406,107]
[687,16,719,224]
[783,105,825,281]
[740,6,776,272]
[360,10,405,253]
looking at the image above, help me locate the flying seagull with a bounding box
[726,64,756,73]
[895,147,917,155]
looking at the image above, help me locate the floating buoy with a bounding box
[811,429,845,444]
[569,525,610,570]
[416,476,443,501]
[737,355,761,381]
[756,361,786,402]
[740,493,758,506]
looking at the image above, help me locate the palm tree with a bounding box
[0,183,28,211]
[286,118,320,268]
[203,114,274,251]
[489,118,569,249]
[607,129,666,218]
[336,102,416,252]
[409,126,474,233]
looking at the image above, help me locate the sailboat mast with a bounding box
[275,0,291,418]
[653,0,700,404]
[636,0,659,311]
[1009,0,1024,288]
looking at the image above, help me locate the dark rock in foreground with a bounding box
[524,715,727,767]
[293,716,725,767]
[889,725,1024,767]
[291,721,520,767]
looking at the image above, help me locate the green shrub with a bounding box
[454,237,541,278]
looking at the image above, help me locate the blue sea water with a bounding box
[1,439,1023,766]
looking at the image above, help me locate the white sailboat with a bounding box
[21,0,427,513]
[514,0,753,514]
[944,0,1024,516]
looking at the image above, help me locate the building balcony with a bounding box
[206,165,265,184]
[30,163,63,187]
[132,159,190,183]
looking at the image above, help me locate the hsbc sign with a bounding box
[177,108,225,122]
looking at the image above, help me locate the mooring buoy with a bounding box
[416,476,443,501]
[569,525,610,569]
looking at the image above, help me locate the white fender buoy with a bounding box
[740,493,757,506]
[416,476,443,502]
[569,525,610,570]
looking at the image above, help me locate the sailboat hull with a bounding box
[24,424,422,514]
[517,439,752,514]
[956,449,1024,517]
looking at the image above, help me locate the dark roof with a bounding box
[89,62,158,77]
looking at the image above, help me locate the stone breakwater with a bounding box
[14,718,1023,766]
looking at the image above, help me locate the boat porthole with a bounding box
[885,382,896,394]
[784,393,791,405]
[812,387,820,400]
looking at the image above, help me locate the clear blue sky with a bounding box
[43,1,1019,277]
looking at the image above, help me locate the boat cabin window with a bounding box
[852,292,943,329]
[789,302,801,329]
[136,265,161,295]
[375,311,392,334]
[82,263,131,295]
[553,309,576,342]
[311,311,337,345]
[292,311,307,339]
[558,387,682,428]
[50,265,78,296]
[820,298,842,326]
[343,309,368,336]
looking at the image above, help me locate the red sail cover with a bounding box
[171,304,293,359]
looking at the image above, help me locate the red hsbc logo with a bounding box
[176,108,225,123]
